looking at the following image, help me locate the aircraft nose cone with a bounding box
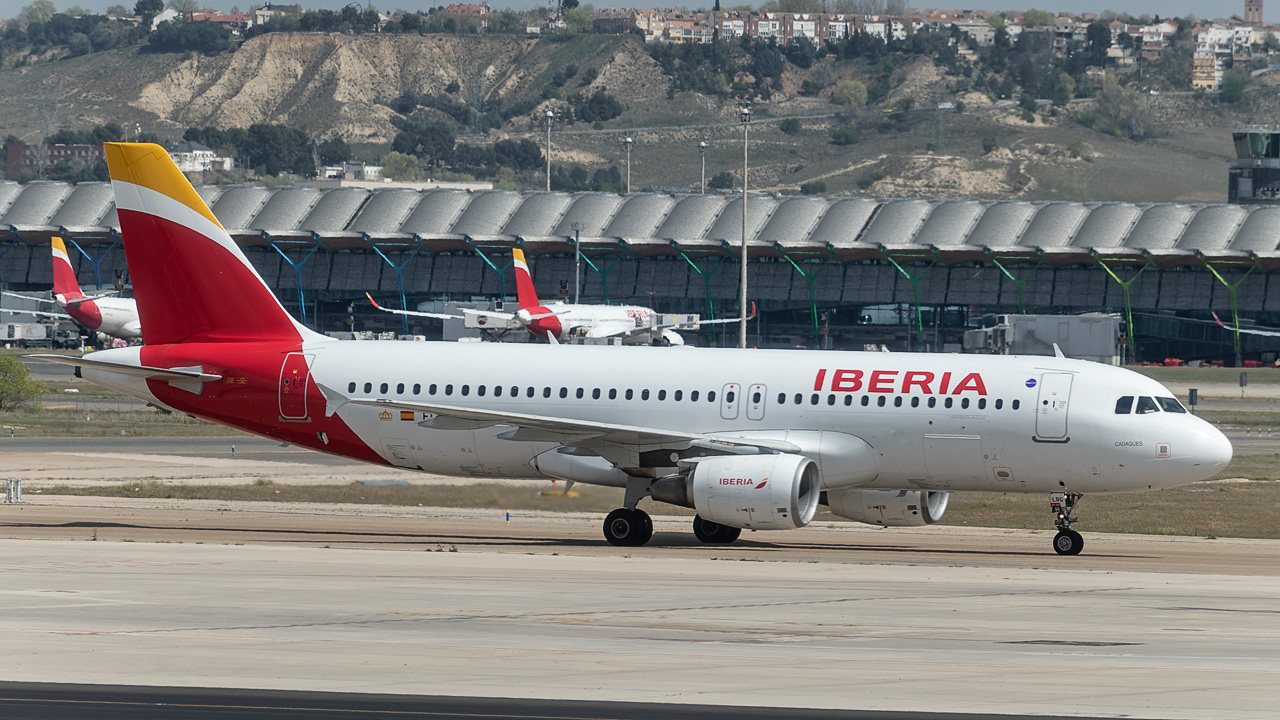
[1195,427,1234,479]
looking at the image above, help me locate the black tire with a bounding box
[635,509,653,545]
[1053,530,1084,556]
[692,515,742,545]
[603,508,650,547]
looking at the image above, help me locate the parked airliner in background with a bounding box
[37,143,1233,556]
[368,249,751,345]
[2,237,141,341]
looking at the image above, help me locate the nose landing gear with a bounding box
[1050,492,1084,555]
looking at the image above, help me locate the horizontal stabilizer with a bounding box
[29,354,222,387]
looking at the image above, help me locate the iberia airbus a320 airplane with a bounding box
[368,249,751,346]
[3,237,141,341]
[38,143,1234,556]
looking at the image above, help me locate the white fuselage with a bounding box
[91,342,1231,495]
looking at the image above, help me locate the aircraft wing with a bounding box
[318,383,796,452]
[1213,312,1280,337]
[366,293,464,320]
[2,291,56,305]
[2,307,70,320]
[657,302,758,330]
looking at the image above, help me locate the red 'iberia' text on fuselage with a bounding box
[812,369,988,395]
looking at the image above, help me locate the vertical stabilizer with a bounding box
[512,249,541,310]
[105,142,322,345]
[50,236,86,301]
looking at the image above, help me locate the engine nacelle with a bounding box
[824,489,949,527]
[651,454,820,530]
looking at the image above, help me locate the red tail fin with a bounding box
[512,248,541,310]
[50,237,86,301]
[105,143,320,345]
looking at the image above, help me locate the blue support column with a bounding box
[64,233,121,289]
[365,235,423,334]
[464,237,517,302]
[267,233,322,327]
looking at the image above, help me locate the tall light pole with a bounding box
[623,136,634,194]
[571,221,583,304]
[544,108,555,192]
[739,106,750,350]
[698,140,708,194]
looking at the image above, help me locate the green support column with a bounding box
[880,248,939,351]
[1094,254,1154,365]
[578,241,635,305]
[675,243,732,345]
[1201,255,1261,366]
[984,250,1045,314]
[776,243,837,348]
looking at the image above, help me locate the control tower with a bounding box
[1228,128,1280,204]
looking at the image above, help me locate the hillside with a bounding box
[0,32,1265,203]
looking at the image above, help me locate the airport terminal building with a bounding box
[3,180,1279,361]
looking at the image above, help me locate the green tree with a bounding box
[1091,76,1149,139]
[829,125,860,145]
[380,151,420,181]
[987,14,1005,29]
[317,137,351,165]
[166,0,198,13]
[799,180,826,194]
[1023,8,1054,27]
[708,170,734,190]
[0,355,43,412]
[134,0,162,26]
[832,79,867,110]
[779,117,801,135]
[106,4,129,14]
[1221,68,1249,104]
[20,0,58,25]
[1053,73,1075,106]
[560,7,591,35]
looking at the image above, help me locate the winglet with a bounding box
[1053,342,1065,358]
[366,292,384,310]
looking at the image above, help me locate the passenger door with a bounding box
[1035,373,1073,440]
[278,353,312,420]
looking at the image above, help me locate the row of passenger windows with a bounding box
[346,380,1019,411]
[1114,395,1186,415]
[348,381,721,403]
[784,393,1018,411]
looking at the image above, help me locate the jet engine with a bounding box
[650,454,820,531]
[824,489,949,527]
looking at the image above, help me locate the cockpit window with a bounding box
[1114,396,1134,414]
[1134,396,1160,414]
[1156,397,1187,413]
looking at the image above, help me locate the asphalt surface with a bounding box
[0,436,364,465]
[0,683,1116,720]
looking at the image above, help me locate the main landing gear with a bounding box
[692,515,741,544]
[603,508,652,547]
[1050,492,1084,556]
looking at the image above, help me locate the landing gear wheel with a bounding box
[1053,530,1084,556]
[692,515,742,545]
[603,508,652,547]
[1048,492,1085,556]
